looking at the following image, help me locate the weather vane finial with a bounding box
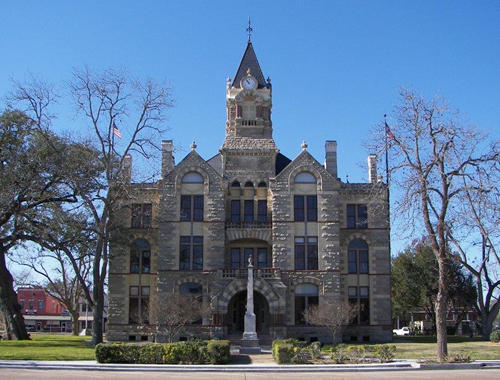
[246,17,253,42]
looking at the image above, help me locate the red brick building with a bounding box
[17,287,72,332]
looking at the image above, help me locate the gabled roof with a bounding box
[232,42,267,89]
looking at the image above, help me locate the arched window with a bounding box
[130,239,151,274]
[294,172,316,184]
[295,284,319,325]
[182,172,204,184]
[244,181,254,187]
[231,180,241,188]
[258,181,267,188]
[348,239,369,274]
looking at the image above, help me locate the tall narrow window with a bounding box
[295,284,319,325]
[257,248,268,268]
[231,200,240,223]
[346,204,368,229]
[347,239,369,274]
[244,200,254,222]
[129,286,150,324]
[348,286,369,325]
[180,195,204,221]
[295,237,318,270]
[294,195,317,221]
[180,236,203,270]
[257,200,267,222]
[131,203,152,228]
[130,239,151,274]
[231,248,241,268]
[294,196,305,221]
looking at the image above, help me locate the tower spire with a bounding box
[246,18,253,42]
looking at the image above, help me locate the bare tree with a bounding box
[303,301,356,344]
[68,67,172,345]
[374,89,499,361]
[153,293,209,343]
[447,156,500,338]
[10,242,91,336]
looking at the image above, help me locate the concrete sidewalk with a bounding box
[1,359,499,372]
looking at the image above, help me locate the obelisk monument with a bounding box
[240,256,261,353]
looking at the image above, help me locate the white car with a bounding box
[393,326,410,336]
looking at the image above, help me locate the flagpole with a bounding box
[384,114,389,185]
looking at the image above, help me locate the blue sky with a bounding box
[2,1,500,255]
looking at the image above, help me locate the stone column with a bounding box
[240,257,261,353]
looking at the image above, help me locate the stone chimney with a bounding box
[162,140,174,178]
[324,140,338,178]
[121,154,132,183]
[368,154,377,183]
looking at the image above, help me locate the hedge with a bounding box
[95,340,230,364]
[491,330,500,343]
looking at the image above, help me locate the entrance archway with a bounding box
[227,291,270,335]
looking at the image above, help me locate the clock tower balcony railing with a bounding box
[225,220,272,229]
[218,267,281,280]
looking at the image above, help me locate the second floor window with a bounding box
[244,200,254,222]
[347,204,368,229]
[130,239,151,274]
[131,203,152,228]
[294,195,317,221]
[348,239,369,274]
[180,236,203,270]
[180,195,203,221]
[231,200,241,222]
[38,300,44,311]
[230,247,269,268]
[295,236,318,270]
[257,200,267,222]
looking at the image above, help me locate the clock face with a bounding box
[242,76,257,90]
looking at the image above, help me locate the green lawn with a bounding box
[392,336,500,360]
[0,333,95,360]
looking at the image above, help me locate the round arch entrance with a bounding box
[227,291,270,335]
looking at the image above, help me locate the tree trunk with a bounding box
[435,255,449,361]
[0,251,29,340]
[92,286,104,345]
[71,311,79,336]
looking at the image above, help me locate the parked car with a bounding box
[393,326,410,336]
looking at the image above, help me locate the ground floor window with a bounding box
[348,286,369,325]
[129,286,150,324]
[294,283,319,325]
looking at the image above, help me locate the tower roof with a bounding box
[232,41,267,89]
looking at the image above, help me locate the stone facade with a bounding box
[107,41,392,344]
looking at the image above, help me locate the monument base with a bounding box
[240,337,261,354]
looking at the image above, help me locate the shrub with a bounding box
[272,340,295,364]
[177,340,208,364]
[346,345,365,363]
[309,341,322,360]
[490,330,500,343]
[95,343,141,363]
[207,340,230,364]
[331,344,348,364]
[163,342,182,364]
[374,344,396,363]
[138,343,165,364]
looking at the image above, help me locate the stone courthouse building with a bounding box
[107,39,392,344]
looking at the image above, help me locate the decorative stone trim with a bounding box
[217,278,281,313]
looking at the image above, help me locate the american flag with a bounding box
[385,121,395,141]
[113,122,122,139]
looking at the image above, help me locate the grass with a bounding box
[392,336,500,360]
[322,336,500,360]
[0,333,95,360]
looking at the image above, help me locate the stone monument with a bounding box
[240,256,261,354]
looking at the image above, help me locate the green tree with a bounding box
[0,110,92,339]
[392,239,477,333]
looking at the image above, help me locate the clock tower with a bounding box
[221,40,278,181]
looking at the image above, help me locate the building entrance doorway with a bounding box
[227,291,270,335]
